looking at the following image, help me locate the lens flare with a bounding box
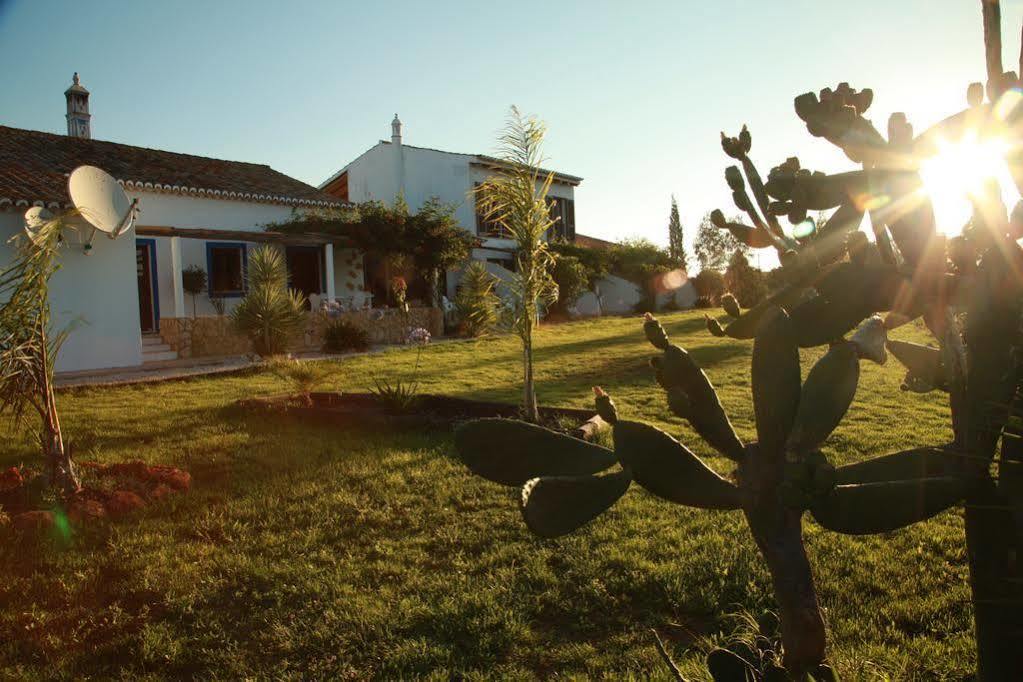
[918,132,1017,234]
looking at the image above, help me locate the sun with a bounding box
[918,132,1017,234]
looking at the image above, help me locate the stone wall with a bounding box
[160,307,443,358]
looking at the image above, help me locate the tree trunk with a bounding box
[741,449,826,673]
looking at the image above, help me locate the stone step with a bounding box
[142,349,178,363]
[142,335,166,347]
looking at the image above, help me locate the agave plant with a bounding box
[230,246,306,357]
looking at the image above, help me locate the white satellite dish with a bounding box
[67,165,139,243]
[22,206,56,246]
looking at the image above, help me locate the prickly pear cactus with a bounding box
[456,3,1023,678]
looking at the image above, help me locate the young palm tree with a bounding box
[230,246,306,357]
[454,260,499,337]
[475,107,559,422]
[0,214,79,493]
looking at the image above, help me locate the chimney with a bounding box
[64,72,91,139]
[391,113,402,145]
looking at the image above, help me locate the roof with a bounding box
[319,140,583,189]
[0,125,344,210]
[574,233,617,250]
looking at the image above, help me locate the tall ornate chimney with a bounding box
[65,72,91,139]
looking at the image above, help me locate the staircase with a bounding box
[142,334,178,363]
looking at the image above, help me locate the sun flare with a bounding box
[918,132,1017,234]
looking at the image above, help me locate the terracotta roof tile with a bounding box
[0,125,342,209]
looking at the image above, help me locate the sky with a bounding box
[2,0,1023,262]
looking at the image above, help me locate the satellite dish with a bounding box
[67,165,139,240]
[22,206,55,246]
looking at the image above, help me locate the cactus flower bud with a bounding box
[739,125,752,154]
[967,81,985,107]
[594,390,618,424]
[794,92,819,121]
[643,315,670,350]
[851,315,887,365]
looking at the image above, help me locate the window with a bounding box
[206,242,247,297]
[547,197,576,241]
[475,182,510,238]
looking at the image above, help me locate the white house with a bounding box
[0,75,360,374]
[319,115,583,300]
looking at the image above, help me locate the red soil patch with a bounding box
[0,460,191,537]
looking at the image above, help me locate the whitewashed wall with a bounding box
[339,141,576,301]
[0,211,142,373]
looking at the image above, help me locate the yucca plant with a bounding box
[230,246,306,357]
[475,107,559,422]
[267,357,333,406]
[0,213,78,494]
[454,260,499,337]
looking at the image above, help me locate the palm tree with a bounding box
[0,213,79,493]
[475,107,559,422]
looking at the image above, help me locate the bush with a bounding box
[724,251,768,308]
[322,319,370,353]
[230,246,306,357]
[691,269,725,304]
[549,254,589,316]
[693,295,715,309]
[455,261,498,337]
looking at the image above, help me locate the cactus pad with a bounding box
[520,469,632,538]
[455,418,616,486]
[786,342,860,457]
[752,307,801,457]
[612,420,742,509]
[810,476,968,534]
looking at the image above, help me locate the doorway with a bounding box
[285,246,323,308]
[136,239,159,333]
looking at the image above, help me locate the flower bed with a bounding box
[0,460,191,537]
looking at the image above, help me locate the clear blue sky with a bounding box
[2,0,1022,258]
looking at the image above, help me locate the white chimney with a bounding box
[391,113,402,145]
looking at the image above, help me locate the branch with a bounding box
[650,629,689,682]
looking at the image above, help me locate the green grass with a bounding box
[0,311,973,679]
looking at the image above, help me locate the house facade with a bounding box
[319,116,583,299]
[0,76,363,374]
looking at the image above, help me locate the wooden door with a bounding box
[136,241,156,333]
[286,247,322,307]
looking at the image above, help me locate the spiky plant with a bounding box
[0,214,79,494]
[456,3,1023,677]
[267,357,333,406]
[230,246,306,357]
[474,107,560,422]
[454,260,499,337]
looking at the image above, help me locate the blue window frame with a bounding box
[206,242,248,298]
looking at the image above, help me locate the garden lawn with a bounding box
[0,311,971,680]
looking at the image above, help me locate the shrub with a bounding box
[455,261,499,337]
[267,357,334,406]
[693,295,714,309]
[182,266,207,318]
[230,246,306,357]
[549,253,589,316]
[322,319,370,353]
[724,250,768,308]
[691,269,725,304]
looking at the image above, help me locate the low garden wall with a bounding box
[160,307,443,358]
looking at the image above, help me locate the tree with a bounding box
[230,246,306,356]
[694,211,749,271]
[691,268,725,304]
[181,266,207,319]
[454,261,499,337]
[667,195,688,271]
[0,213,79,493]
[723,250,767,308]
[475,106,559,423]
[549,253,589,317]
[608,238,674,312]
